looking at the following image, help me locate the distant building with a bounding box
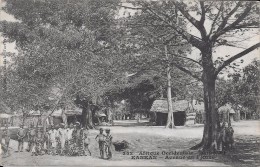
[50,108,82,126]
[150,99,188,126]
[150,99,205,126]
[0,101,12,126]
[218,103,236,122]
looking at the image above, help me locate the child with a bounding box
[2,125,10,155]
[32,130,42,156]
[226,123,234,149]
[48,125,57,155]
[105,129,113,159]
[95,128,105,159]
[27,124,36,152]
[82,127,91,156]
[17,124,26,152]
[58,123,66,155]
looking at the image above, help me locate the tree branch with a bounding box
[216,1,242,33]
[214,42,260,77]
[171,62,202,81]
[208,2,224,38]
[143,4,205,50]
[116,4,143,10]
[174,1,207,39]
[169,53,202,66]
[173,1,200,29]
[199,1,206,25]
[212,2,252,41]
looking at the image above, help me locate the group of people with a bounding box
[217,122,234,151]
[2,122,113,159]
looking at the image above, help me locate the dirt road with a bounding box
[1,120,259,166]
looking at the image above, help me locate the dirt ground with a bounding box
[1,120,260,166]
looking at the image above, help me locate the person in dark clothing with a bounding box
[225,122,234,150]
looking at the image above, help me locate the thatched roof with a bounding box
[28,110,41,116]
[218,103,235,114]
[95,110,106,117]
[191,100,204,112]
[65,108,82,116]
[51,108,82,117]
[150,99,189,113]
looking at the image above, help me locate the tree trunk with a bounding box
[82,102,94,129]
[191,47,220,151]
[201,77,219,150]
[165,45,175,128]
[82,107,87,127]
[86,102,94,129]
[61,108,67,126]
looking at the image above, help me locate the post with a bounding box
[165,44,175,128]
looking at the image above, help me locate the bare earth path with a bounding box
[1,120,259,166]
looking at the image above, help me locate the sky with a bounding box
[0,0,19,65]
[0,1,259,77]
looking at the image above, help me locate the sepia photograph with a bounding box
[0,0,259,166]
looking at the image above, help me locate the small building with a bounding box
[94,110,107,125]
[51,108,82,126]
[150,99,190,126]
[0,101,12,126]
[189,100,205,124]
[0,113,13,126]
[218,103,236,122]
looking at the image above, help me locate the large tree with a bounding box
[115,3,195,127]
[0,0,123,129]
[118,0,259,150]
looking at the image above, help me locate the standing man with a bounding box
[58,123,66,155]
[17,124,26,152]
[3,125,10,155]
[74,122,84,156]
[105,129,112,159]
[27,124,36,152]
[220,122,227,151]
[48,125,57,155]
[82,127,91,156]
[95,128,106,159]
[226,122,234,149]
[55,125,61,155]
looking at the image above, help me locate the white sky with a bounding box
[0,1,259,77]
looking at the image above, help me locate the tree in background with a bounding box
[0,0,122,129]
[114,2,196,128]
[120,0,259,150]
[229,60,260,119]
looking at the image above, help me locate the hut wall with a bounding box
[53,117,63,125]
[156,112,167,126]
[173,111,186,126]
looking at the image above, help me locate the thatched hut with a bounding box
[0,101,12,126]
[150,99,190,126]
[218,103,236,122]
[189,100,205,124]
[51,108,82,126]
